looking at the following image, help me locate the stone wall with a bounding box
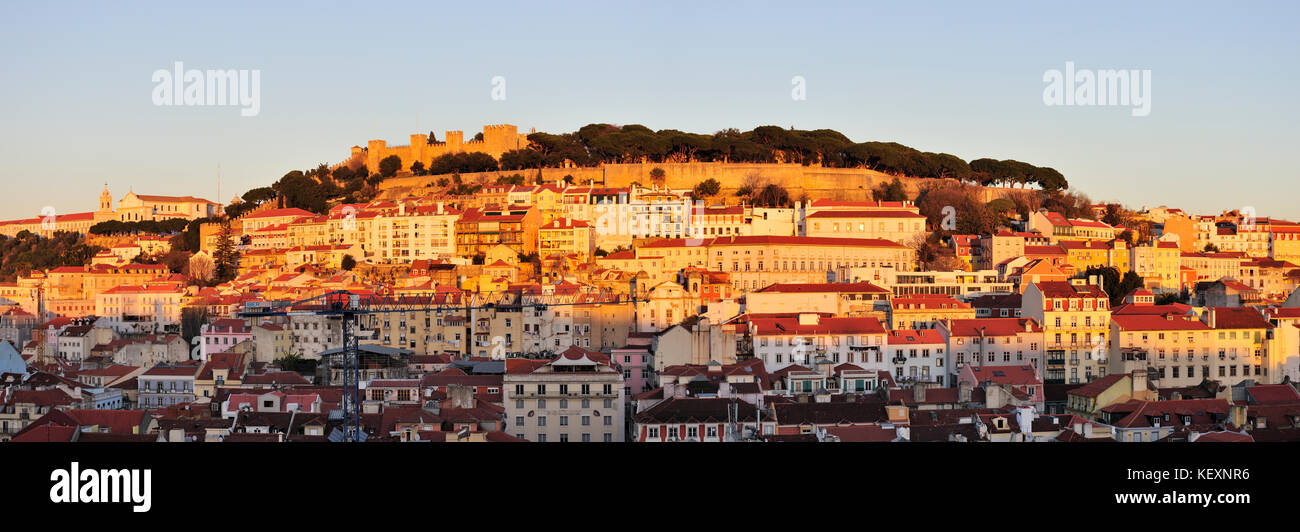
[344,124,532,173]
[377,162,1024,204]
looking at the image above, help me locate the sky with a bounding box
[1,1,1297,220]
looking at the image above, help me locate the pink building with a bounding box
[200,318,253,361]
[612,345,652,403]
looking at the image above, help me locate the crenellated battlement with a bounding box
[358,124,528,175]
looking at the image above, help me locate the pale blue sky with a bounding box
[1,1,1296,220]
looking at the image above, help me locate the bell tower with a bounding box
[98,184,113,213]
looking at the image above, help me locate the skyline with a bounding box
[1,1,1297,220]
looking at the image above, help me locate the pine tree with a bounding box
[213,221,240,283]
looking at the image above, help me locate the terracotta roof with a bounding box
[1111,314,1209,331]
[884,329,945,345]
[756,282,889,294]
[750,316,887,336]
[806,210,925,219]
[945,318,1040,336]
[1244,384,1300,405]
[1067,373,1128,398]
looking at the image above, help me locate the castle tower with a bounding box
[482,124,519,155]
[366,139,388,174]
[445,130,464,153]
[409,133,427,167]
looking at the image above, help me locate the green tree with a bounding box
[212,221,240,283]
[379,155,403,178]
[331,166,355,183]
[1080,266,1144,306]
[340,254,356,271]
[752,184,792,207]
[873,178,908,202]
[693,178,721,198]
[1102,203,1126,226]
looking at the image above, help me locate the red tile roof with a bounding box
[750,316,887,336]
[755,282,889,294]
[1067,373,1128,398]
[1111,314,1210,331]
[806,210,925,219]
[884,329,945,345]
[945,318,1041,336]
[1245,384,1300,405]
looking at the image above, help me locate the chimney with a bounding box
[958,380,972,403]
[1130,369,1147,399]
[914,382,928,402]
[1229,404,1247,428]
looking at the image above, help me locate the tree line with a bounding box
[232,123,1073,219]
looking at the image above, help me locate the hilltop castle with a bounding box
[344,124,534,172]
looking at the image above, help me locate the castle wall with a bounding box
[360,124,528,173]
[376,162,1024,204]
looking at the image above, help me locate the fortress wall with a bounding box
[360,124,527,173]
[376,162,1023,204]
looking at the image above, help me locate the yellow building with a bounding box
[539,218,595,260]
[1109,308,1274,388]
[116,190,221,221]
[804,210,927,245]
[635,235,915,294]
[888,294,974,329]
[1061,239,1128,273]
[368,204,459,264]
[1129,242,1181,291]
[1021,280,1111,385]
[1180,251,1246,283]
[1065,370,1152,419]
[1270,222,1300,264]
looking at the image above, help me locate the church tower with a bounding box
[98,184,113,213]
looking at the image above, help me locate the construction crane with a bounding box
[237,289,646,442]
